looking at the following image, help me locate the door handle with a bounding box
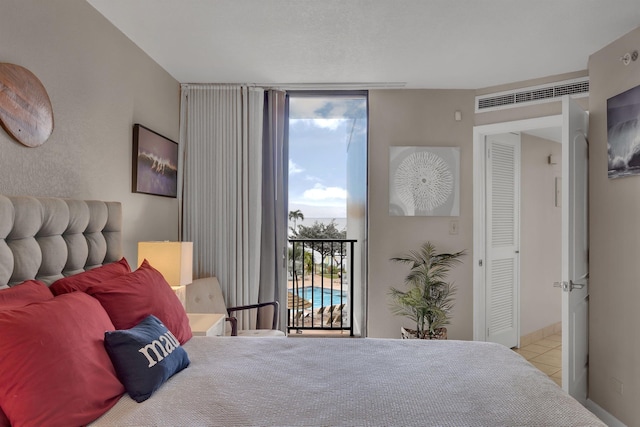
[553,280,586,292]
[570,280,585,290]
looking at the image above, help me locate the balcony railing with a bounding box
[287,239,356,336]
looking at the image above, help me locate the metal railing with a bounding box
[287,239,356,336]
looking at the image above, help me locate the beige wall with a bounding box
[368,89,475,339]
[520,134,562,336]
[0,0,181,263]
[588,26,640,426]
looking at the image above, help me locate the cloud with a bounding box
[311,118,345,130]
[289,184,347,218]
[289,98,335,118]
[289,159,304,175]
[302,183,347,200]
[289,98,366,120]
[289,118,346,131]
[289,97,366,137]
[304,174,323,182]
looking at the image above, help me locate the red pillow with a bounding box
[50,257,131,295]
[86,260,192,344]
[0,408,8,427]
[0,280,53,311]
[0,292,125,427]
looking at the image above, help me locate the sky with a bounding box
[288,96,367,219]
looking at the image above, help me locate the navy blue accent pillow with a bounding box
[104,315,190,403]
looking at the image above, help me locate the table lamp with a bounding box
[137,241,193,286]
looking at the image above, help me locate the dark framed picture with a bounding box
[607,84,640,179]
[132,124,178,197]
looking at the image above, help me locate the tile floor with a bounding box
[514,333,562,387]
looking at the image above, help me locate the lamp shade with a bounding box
[137,241,193,286]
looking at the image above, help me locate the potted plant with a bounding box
[388,242,465,339]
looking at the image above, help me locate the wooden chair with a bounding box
[186,277,284,337]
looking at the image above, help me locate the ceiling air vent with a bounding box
[475,77,589,113]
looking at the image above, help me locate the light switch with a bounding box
[449,220,459,235]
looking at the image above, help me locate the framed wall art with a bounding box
[389,146,460,216]
[607,84,640,179]
[132,124,178,198]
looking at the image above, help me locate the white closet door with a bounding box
[486,133,520,348]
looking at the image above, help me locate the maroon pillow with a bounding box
[0,292,125,426]
[86,260,192,344]
[0,280,53,311]
[49,257,131,295]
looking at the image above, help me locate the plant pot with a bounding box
[401,326,447,340]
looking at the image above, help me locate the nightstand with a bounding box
[187,313,226,337]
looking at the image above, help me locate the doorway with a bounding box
[473,97,590,401]
[519,128,563,350]
[478,129,563,350]
[473,115,563,344]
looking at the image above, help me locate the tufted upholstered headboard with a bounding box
[0,195,122,288]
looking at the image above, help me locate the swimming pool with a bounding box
[296,287,346,309]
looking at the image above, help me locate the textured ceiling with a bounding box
[87,0,640,89]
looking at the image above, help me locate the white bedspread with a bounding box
[91,337,605,426]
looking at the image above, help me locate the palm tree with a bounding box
[388,242,465,339]
[288,209,304,231]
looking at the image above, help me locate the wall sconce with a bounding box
[137,241,193,286]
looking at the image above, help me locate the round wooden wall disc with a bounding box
[0,63,54,147]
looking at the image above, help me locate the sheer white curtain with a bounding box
[180,84,264,329]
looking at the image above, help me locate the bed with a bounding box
[0,195,605,427]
